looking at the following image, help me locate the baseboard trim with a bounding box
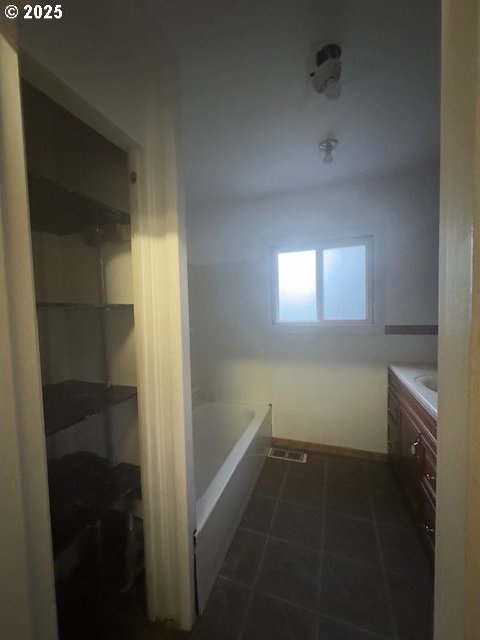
[271,437,388,462]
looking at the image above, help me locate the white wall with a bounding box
[188,166,439,453]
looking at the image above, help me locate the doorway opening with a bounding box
[21,79,145,639]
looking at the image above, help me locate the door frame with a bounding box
[435,0,480,638]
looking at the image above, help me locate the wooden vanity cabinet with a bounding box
[399,409,424,514]
[387,387,402,473]
[388,368,437,563]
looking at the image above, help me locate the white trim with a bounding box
[435,0,480,636]
[0,31,58,640]
[129,140,196,626]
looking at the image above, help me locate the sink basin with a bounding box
[415,375,437,393]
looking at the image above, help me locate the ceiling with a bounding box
[143,0,440,209]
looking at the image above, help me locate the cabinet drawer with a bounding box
[400,387,437,448]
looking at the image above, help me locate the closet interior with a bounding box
[22,80,144,639]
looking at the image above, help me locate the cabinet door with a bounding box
[387,390,401,471]
[400,410,425,515]
[421,441,436,505]
[421,488,436,561]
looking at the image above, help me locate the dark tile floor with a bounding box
[191,453,434,640]
[88,453,434,640]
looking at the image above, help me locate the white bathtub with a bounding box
[193,401,272,612]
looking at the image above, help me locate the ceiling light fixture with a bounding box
[318,137,338,163]
[310,44,342,100]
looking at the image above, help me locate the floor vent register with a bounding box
[267,447,307,463]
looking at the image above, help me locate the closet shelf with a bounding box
[37,302,134,310]
[48,452,141,557]
[28,171,130,235]
[43,380,137,436]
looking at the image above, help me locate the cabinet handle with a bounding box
[424,523,435,535]
[410,439,420,456]
[425,473,436,482]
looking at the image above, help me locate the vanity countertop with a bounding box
[389,364,438,418]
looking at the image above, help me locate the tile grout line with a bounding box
[316,610,393,640]
[236,459,290,640]
[274,492,417,531]
[218,574,392,640]
[220,574,315,614]
[223,456,405,639]
[221,576,386,640]
[213,567,392,640]
[368,464,400,640]
[234,528,388,574]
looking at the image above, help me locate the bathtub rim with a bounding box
[194,401,271,534]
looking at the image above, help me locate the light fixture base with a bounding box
[318,137,338,163]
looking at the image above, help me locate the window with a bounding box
[273,237,373,326]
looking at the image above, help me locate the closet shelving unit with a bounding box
[23,78,145,637]
[29,169,142,559]
[42,380,137,438]
[29,171,131,233]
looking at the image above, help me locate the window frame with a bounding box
[272,236,374,328]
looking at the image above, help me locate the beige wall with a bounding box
[188,167,439,453]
